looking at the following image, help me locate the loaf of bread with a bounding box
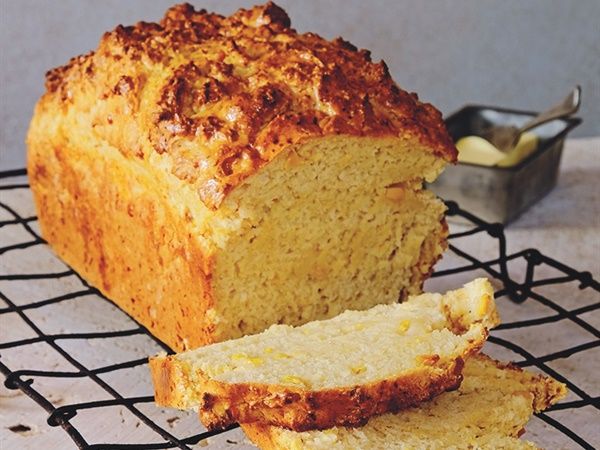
[27,2,456,352]
[149,279,498,430]
[241,354,567,449]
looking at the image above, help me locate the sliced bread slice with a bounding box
[242,354,567,449]
[150,279,498,431]
[150,278,499,431]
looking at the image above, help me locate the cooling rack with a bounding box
[1,168,598,450]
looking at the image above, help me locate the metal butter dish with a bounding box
[429,105,582,224]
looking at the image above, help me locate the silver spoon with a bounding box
[481,85,581,153]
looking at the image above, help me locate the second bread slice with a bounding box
[242,354,567,449]
[149,278,499,431]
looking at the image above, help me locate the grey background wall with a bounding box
[1,0,598,170]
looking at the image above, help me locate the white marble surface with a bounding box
[0,138,598,449]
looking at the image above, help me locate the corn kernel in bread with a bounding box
[27,2,456,352]
[242,354,567,449]
[149,279,499,431]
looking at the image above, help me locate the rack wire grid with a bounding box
[1,167,598,450]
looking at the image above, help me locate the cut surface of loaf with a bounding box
[242,354,567,450]
[149,279,499,431]
[27,2,456,352]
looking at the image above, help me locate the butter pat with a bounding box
[456,132,538,167]
[456,136,505,166]
[496,132,539,167]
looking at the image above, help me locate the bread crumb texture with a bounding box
[27,2,456,351]
[149,279,500,430]
[241,354,567,449]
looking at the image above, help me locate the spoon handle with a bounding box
[519,85,581,134]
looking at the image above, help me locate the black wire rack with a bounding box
[1,168,598,450]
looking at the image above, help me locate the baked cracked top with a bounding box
[42,2,456,209]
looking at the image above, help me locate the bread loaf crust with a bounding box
[37,2,455,210]
[239,422,278,450]
[27,138,218,350]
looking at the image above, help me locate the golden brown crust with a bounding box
[41,2,456,210]
[472,354,567,412]
[149,345,482,431]
[27,132,216,352]
[240,422,279,450]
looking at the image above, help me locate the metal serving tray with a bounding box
[430,105,582,224]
